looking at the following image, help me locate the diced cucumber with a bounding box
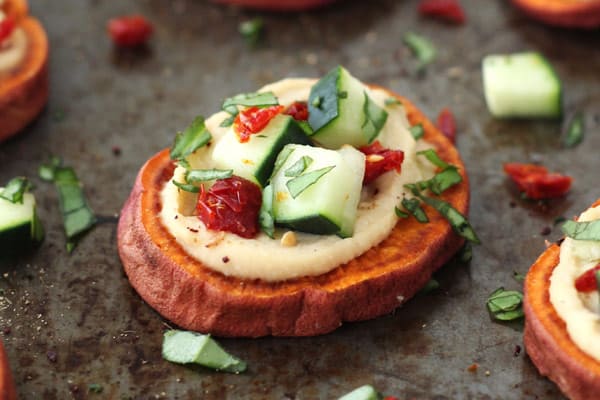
[308,66,388,149]
[482,52,562,118]
[162,330,247,373]
[0,191,44,257]
[270,144,365,238]
[212,114,311,187]
[338,385,382,400]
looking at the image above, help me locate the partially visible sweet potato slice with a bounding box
[0,0,49,142]
[524,199,600,400]
[118,90,470,337]
[2,0,28,22]
[0,339,17,400]
[211,0,337,11]
[511,0,600,28]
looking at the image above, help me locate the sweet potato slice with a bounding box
[0,339,17,400]
[511,0,600,28]
[2,0,28,22]
[117,90,470,337]
[524,199,600,400]
[0,0,49,142]
[211,0,337,11]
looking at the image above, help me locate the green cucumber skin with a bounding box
[482,52,562,119]
[0,193,44,257]
[275,213,340,236]
[308,66,341,133]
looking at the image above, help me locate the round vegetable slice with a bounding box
[511,0,600,28]
[117,86,469,337]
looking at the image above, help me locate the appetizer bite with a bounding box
[524,199,600,399]
[0,0,48,143]
[118,66,473,337]
[511,0,600,28]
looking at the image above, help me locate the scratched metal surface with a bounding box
[1,0,599,398]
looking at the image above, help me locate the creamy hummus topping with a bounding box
[0,9,27,75]
[159,78,436,281]
[550,205,600,361]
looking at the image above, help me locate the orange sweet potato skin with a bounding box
[0,3,49,143]
[524,199,600,400]
[117,92,470,337]
[211,0,337,11]
[511,0,600,28]
[0,339,17,400]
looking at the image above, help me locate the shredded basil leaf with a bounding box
[401,197,429,223]
[186,169,233,183]
[562,219,600,241]
[222,91,278,110]
[417,167,463,195]
[409,124,424,140]
[403,31,436,71]
[513,271,526,283]
[286,166,334,199]
[170,116,212,161]
[0,177,31,204]
[394,206,409,218]
[420,279,439,295]
[259,184,275,238]
[39,157,62,182]
[220,114,236,128]
[459,243,473,263]
[417,149,450,169]
[88,383,103,394]
[239,17,263,46]
[272,147,295,177]
[562,112,584,148]
[285,156,313,177]
[172,180,200,193]
[419,194,480,244]
[385,97,402,107]
[486,287,524,321]
[296,120,314,136]
[361,91,388,143]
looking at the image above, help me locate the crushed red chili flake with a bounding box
[107,15,153,48]
[222,256,230,263]
[284,101,309,121]
[233,105,284,143]
[111,146,122,156]
[418,0,466,24]
[574,263,600,292]
[0,16,16,43]
[436,108,457,143]
[514,344,522,357]
[2,326,11,335]
[503,163,573,200]
[359,141,404,184]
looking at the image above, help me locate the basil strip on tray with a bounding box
[403,31,436,71]
[420,194,480,244]
[170,115,212,161]
[562,219,600,241]
[562,112,584,148]
[0,177,31,204]
[486,287,524,321]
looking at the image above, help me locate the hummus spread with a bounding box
[550,205,600,361]
[0,9,27,75]
[159,78,437,281]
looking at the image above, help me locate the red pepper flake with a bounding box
[111,146,122,156]
[503,163,573,200]
[575,263,600,293]
[0,16,16,43]
[107,15,153,48]
[436,108,457,144]
[514,344,522,357]
[222,256,230,263]
[284,101,309,121]
[186,227,199,233]
[418,0,466,24]
[359,141,404,184]
[233,105,284,143]
[467,363,478,373]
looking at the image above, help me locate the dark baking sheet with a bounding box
[1,0,599,398]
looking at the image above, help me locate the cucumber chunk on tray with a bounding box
[0,191,44,257]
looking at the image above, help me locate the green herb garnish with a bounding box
[486,287,524,321]
[285,156,313,177]
[562,112,584,148]
[162,330,247,373]
[361,91,388,143]
[414,150,462,194]
[409,124,425,140]
[459,243,472,263]
[170,116,212,161]
[0,177,31,204]
[417,149,450,169]
[561,219,600,241]
[88,383,103,394]
[394,206,409,218]
[385,97,402,107]
[239,17,263,46]
[513,271,526,283]
[222,91,278,111]
[420,279,440,294]
[286,166,335,199]
[419,194,480,244]
[401,197,429,223]
[172,180,200,193]
[186,169,233,183]
[403,31,436,71]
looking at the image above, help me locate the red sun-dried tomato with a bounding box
[575,264,600,292]
[359,141,405,185]
[107,15,153,47]
[418,0,466,24]
[437,107,457,144]
[383,397,400,400]
[233,105,284,142]
[0,16,16,43]
[284,101,309,121]
[503,163,572,200]
[196,176,262,238]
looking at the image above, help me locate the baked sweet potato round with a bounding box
[211,0,337,11]
[0,339,17,400]
[511,0,600,28]
[524,199,600,400]
[0,0,49,143]
[117,88,470,337]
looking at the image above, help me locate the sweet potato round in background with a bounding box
[0,339,17,400]
[117,89,470,337]
[511,0,600,28]
[0,0,49,143]
[524,199,600,400]
[211,0,337,11]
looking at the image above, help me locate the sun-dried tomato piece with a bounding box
[359,141,405,185]
[418,0,466,24]
[503,163,572,200]
[284,101,309,121]
[107,15,153,47]
[196,176,262,238]
[233,105,284,142]
[575,264,600,292]
[437,107,457,143]
[0,16,16,43]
